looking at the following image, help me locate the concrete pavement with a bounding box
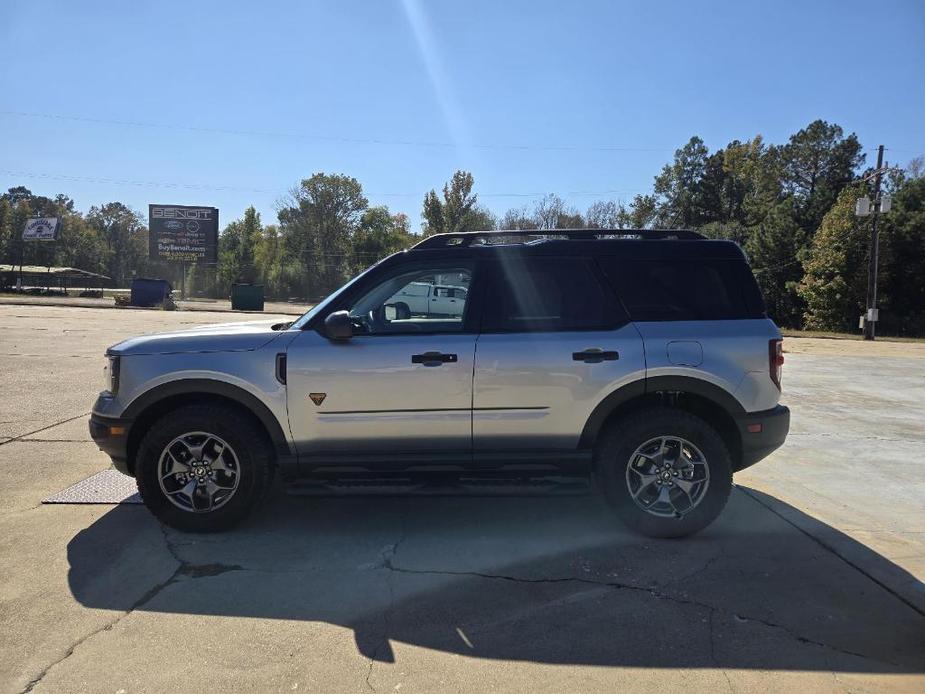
[1,305,923,693]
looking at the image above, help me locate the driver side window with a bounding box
[347,265,473,335]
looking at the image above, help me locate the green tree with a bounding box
[87,202,147,286]
[8,198,33,271]
[466,206,497,232]
[238,206,261,284]
[617,194,659,229]
[254,223,284,297]
[499,206,539,230]
[1,187,63,269]
[0,198,13,267]
[698,221,750,247]
[653,136,710,227]
[352,207,414,271]
[722,136,783,229]
[3,186,35,205]
[874,173,925,335]
[421,171,483,235]
[218,218,245,293]
[216,207,265,295]
[798,185,868,331]
[747,199,807,327]
[780,120,864,232]
[278,173,368,297]
[54,214,107,275]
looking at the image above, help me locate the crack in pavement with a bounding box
[19,523,242,694]
[660,545,726,592]
[377,559,907,671]
[0,413,89,449]
[19,542,909,693]
[19,488,919,690]
[366,519,408,691]
[787,432,924,444]
[708,608,735,693]
[16,438,93,443]
[20,613,126,693]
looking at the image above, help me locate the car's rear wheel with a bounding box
[596,409,732,538]
[135,404,273,532]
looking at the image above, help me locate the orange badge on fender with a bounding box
[309,393,327,406]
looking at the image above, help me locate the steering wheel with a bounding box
[349,313,372,334]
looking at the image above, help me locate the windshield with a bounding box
[289,262,381,330]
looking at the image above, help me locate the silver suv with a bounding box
[90,230,790,537]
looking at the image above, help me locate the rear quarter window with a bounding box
[597,257,766,321]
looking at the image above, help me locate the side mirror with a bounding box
[323,311,353,340]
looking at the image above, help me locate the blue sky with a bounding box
[2,0,923,231]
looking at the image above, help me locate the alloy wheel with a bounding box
[625,436,710,518]
[157,432,241,513]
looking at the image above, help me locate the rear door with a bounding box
[472,255,646,452]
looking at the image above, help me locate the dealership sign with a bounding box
[22,217,60,241]
[148,205,218,263]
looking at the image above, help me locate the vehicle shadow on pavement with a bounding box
[67,486,925,674]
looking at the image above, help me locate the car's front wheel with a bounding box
[135,404,273,532]
[596,409,732,538]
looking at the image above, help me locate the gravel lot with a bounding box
[1,305,923,693]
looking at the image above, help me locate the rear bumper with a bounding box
[734,404,790,471]
[89,413,133,475]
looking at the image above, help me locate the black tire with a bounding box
[135,404,274,532]
[596,408,732,538]
[394,301,411,320]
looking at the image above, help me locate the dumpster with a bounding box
[130,278,172,307]
[231,283,265,311]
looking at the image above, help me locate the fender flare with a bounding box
[122,378,293,457]
[645,375,745,415]
[579,375,744,448]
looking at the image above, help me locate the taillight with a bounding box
[769,339,784,390]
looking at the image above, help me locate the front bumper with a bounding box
[734,404,790,471]
[89,413,133,475]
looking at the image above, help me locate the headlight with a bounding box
[103,355,120,395]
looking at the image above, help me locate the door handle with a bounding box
[573,349,619,364]
[411,351,458,367]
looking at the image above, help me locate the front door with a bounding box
[286,261,478,459]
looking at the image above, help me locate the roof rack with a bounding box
[412,228,705,249]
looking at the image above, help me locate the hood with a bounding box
[108,319,288,356]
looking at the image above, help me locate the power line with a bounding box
[751,258,802,275]
[0,169,276,195]
[0,110,674,154]
[0,168,647,201]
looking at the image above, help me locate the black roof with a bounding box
[407,229,746,262]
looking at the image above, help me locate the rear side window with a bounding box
[598,258,765,321]
[483,257,619,332]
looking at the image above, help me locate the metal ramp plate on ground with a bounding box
[43,469,142,504]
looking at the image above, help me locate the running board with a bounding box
[285,474,592,497]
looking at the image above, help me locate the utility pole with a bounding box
[863,145,885,340]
